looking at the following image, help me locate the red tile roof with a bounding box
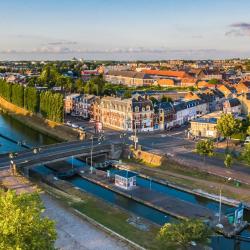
[142,69,188,78]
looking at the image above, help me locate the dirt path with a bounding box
[41,194,131,250]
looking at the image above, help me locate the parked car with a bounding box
[71,123,79,129]
[66,121,72,126]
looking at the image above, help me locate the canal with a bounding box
[0,112,250,250]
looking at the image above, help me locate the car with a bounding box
[66,121,72,126]
[71,123,79,129]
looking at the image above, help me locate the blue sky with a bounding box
[1,0,250,60]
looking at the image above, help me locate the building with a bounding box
[189,111,223,138]
[93,95,154,132]
[223,98,241,115]
[235,80,250,94]
[74,95,97,119]
[155,102,176,130]
[114,170,136,190]
[64,94,82,114]
[239,93,250,115]
[142,69,190,79]
[105,70,155,87]
[81,70,99,82]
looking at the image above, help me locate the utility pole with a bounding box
[90,135,94,174]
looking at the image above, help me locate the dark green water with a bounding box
[0,113,56,154]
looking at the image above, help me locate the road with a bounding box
[0,140,116,169]
[42,194,130,250]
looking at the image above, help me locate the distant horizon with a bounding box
[1,49,250,62]
[1,0,250,61]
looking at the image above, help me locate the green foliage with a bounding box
[247,126,250,136]
[156,219,211,250]
[11,84,24,107]
[0,190,56,250]
[241,143,250,165]
[196,139,214,164]
[161,95,173,103]
[217,114,241,146]
[224,154,233,168]
[24,87,39,113]
[40,91,64,123]
[149,96,158,105]
[39,65,60,87]
[84,75,105,95]
[0,79,12,101]
[208,78,221,85]
[196,139,214,157]
[123,90,132,98]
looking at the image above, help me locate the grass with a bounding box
[123,158,250,202]
[42,183,159,249]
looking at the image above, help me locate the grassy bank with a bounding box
[0,96,79,142]
[123,158,250,203]
[41,183,159,249]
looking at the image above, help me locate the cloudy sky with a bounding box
[1,0,250,60]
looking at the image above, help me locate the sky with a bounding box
[1,0,250,60]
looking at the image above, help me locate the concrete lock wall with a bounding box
[132,149,163,167]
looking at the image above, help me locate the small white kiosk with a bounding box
[114,170,136,190]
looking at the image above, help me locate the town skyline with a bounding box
[1,0,250,60]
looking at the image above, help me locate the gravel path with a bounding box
[41,194,130,250]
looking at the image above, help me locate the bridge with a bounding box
[0,139,123,170]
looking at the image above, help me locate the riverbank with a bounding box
[0,96,79,142]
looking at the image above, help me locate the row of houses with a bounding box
[64,87,249,133]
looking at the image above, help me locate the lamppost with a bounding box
[90,133,105,174]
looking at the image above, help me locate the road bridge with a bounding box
[0,140,123,170]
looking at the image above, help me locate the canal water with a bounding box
[0,113,250,250]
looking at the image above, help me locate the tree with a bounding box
[123,90,132,98]
[161,95,173,103]
[224,154,233,168]
[0,190,56,250]
[241,143,250,165]
[217,114,241,148]
[156,219,211,250]
[196,139,214,164]
[247,126,250,136]
[208,78,221,85]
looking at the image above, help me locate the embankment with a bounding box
[0,96,79,142]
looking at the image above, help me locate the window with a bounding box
[135,106,139,112]
[146,105,151,111]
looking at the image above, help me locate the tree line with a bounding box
[0,79,64,123]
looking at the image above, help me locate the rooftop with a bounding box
[115,170,137,178]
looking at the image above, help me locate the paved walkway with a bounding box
[41,194,130,250]
[0,169,37,193]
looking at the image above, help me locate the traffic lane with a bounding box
[0,140,97,168]
[17,143,113,168]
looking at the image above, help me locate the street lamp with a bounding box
[90,133,105,174]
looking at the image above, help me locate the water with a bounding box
[1,112,250,249]
[0,113,56,154]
